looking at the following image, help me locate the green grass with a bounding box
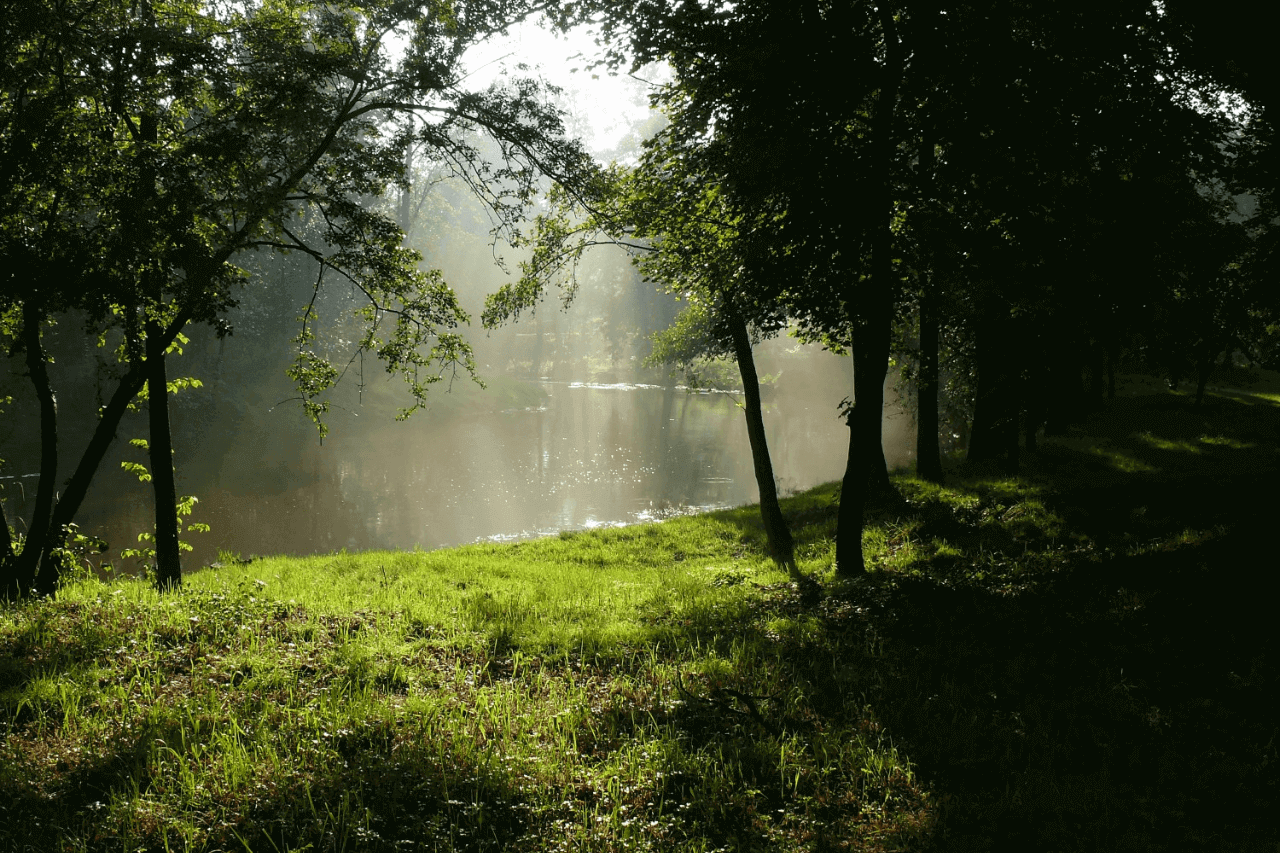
[2,372,1278,851]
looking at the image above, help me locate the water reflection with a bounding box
[76,378,861,569]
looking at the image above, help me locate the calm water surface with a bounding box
[80,375,891,569]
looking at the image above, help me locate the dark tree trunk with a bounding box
[866,378,893,495]
[147,319,183,591]
[836,404,866,576]
[838,331,893,576]
[726,310,796,573]
[18,304,60,597]
[917,278,944,483]
[836,3,902,577]
[860,338,893,497]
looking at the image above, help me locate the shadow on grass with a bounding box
[863,526,1277,851]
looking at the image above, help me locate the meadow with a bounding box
[2,371,1277,851]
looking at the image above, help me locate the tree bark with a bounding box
[726,309,796,574]
[147,318,183,590]
[19,303,61,597]
[836,403,866,576]
[835,2,901,577]
[866,376,893,494]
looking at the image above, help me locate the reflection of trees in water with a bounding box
[67,382,850,565]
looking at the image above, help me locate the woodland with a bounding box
[2,0,1276,595]
[1,2,1278,849]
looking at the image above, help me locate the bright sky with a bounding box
[459,21,665,158]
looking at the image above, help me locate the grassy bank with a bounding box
[2,373,1278,852]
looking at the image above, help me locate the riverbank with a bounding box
[2,373,1277,851]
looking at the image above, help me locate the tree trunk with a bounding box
[836,3,901,577]
[20,303,61,597]
[1005,388,1020,475]
[727,310,796,573]
[1194,342,1218,407]
[147,319,183,591]
[866,382,892,495]
[836,404,866,576]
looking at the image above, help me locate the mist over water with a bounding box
[42,343,914,572]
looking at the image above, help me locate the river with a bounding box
[64,355,913,572]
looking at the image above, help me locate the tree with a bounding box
[1,0,596,597]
